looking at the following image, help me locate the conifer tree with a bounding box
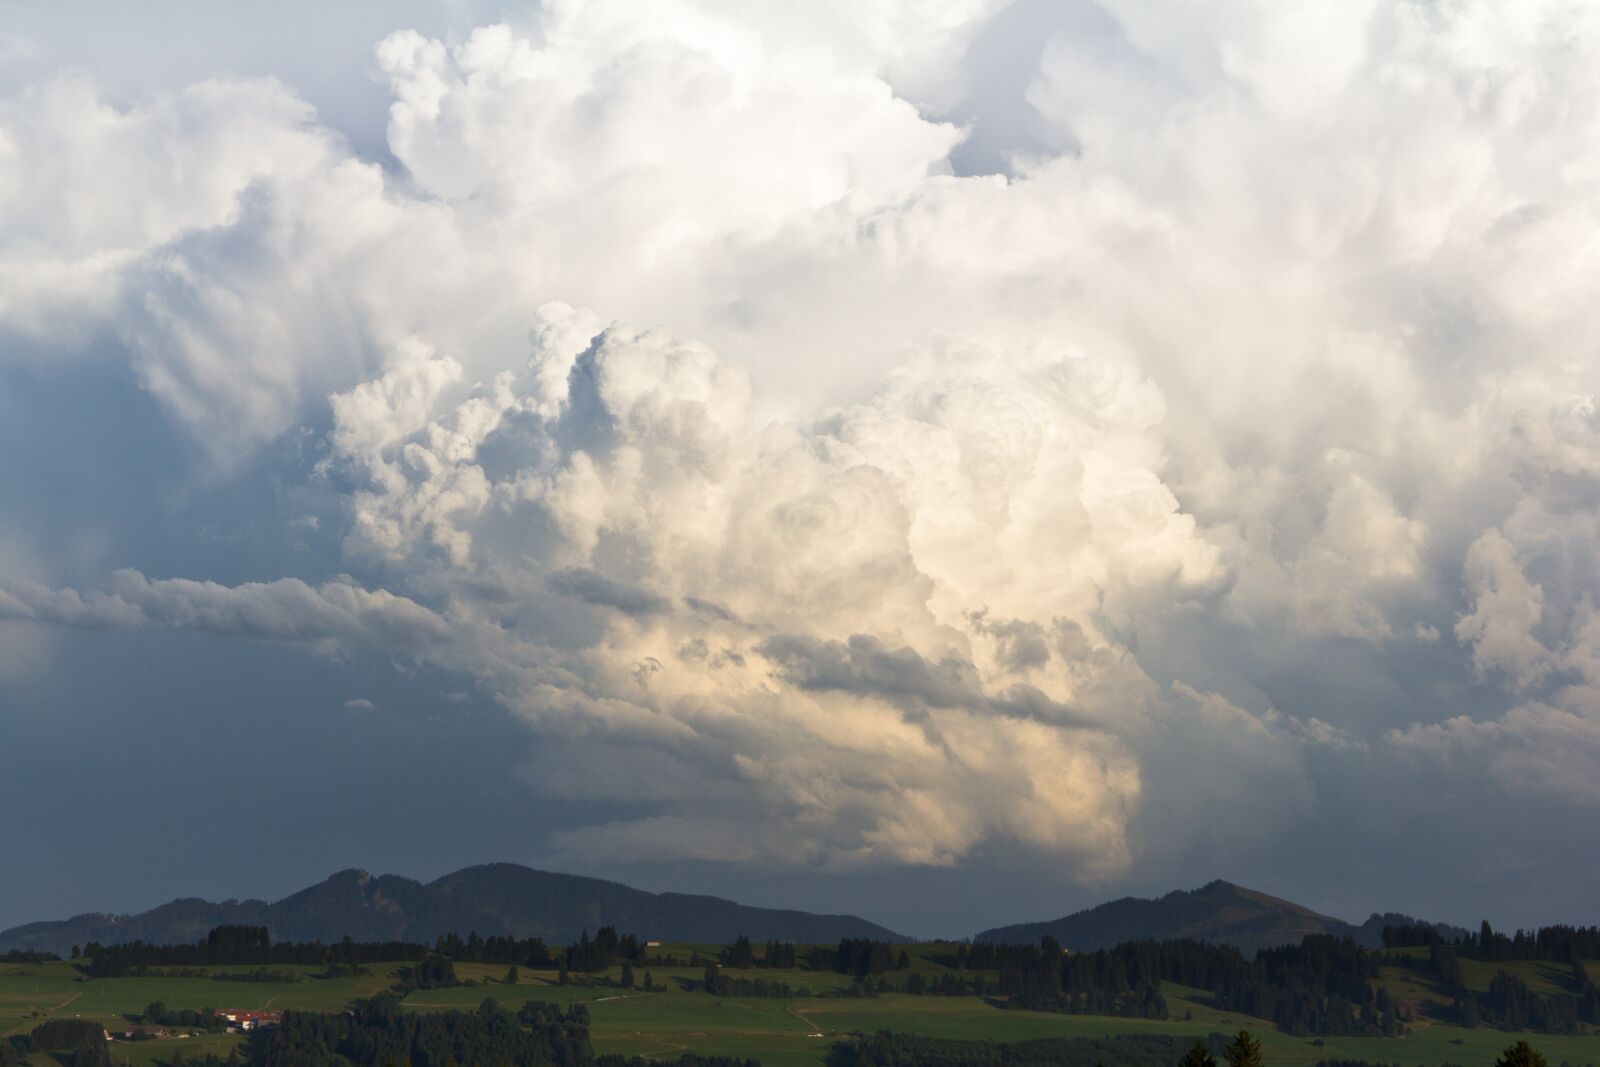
[1223,1029,1262,1067]
[1495,1040,1548,1067]
[1178,1038,1217,1067]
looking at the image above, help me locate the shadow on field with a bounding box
[823,1036,859,1067]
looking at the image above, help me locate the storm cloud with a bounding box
[3,0,1600,931]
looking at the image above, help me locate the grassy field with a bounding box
[5,947,1598,1067]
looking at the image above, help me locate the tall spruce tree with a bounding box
[1223,1029,1263,1067]
[1178,1038,1217,1067]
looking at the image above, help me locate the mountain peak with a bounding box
[976,880,1359,956]
[0,864,902,956]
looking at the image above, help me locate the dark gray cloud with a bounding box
[759,632,1097,730]
[0,570,448,648]
[548,568,671,617]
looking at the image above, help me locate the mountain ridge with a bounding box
[974,879,1467,956]
[0,863,903,955]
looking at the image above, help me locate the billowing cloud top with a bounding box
[5,0,1600,906]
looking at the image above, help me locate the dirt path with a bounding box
[786,1005,826,1037]
[1,991,81,1036]
[638,1043,690,1060]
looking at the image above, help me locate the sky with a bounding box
[2,0,1599,940]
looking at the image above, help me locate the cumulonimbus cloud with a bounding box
[5,0,1600,884]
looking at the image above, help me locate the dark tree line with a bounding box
[903,970,999,997]
[844,1029,1233,1067]
[1381,924,1445,948]
[1419,944,1599,1032]
[761,940,798,968]
[714,936,799,969]
[78,922,638,980]
[82,927,428,977]
[1228,937,1391,1036]
[701,964,808,998]
[380,953,467,997]
[966,936,1401,1036]
[141,1001,232,1030]
[253,994,593,1067]
[807,938,910,978]
[565,927,645,972]
[952,939,1060,972]
[1474,921,1600,965]
[1386,919,1600,964]
[972,935,1167,1018]
[432,930,557,967]
[251,995,756,1067]
[6,1020,112,1067]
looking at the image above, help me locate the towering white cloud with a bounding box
[6,0,1600,888]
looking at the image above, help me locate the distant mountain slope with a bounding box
[0,863,902,955]
[975,880,1465,956]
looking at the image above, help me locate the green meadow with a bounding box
[5,946,1598,1067]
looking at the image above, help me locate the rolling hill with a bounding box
[975,879,1466,956]
[0,863,903,955]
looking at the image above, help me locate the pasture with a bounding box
[5,948,1598,1067]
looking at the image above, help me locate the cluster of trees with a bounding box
[254,994,593,1067]
[845,1029,1233,1067]
[902,971,999,996]
[1381,924,1447,948]
[565,927,645,973]
[948,940,1051,971]
[75,921,691,983]
[977,925,1595,1037]
[0,949,58,963]
[716,936,797,969]
[1473,922,1600,965]
[4,1020,111,1067]
[431,931,556,967]
[982,936,1168,1019]
[214,968,303,983]
[760,940,798,968]
[141,1001,231,1030]
[1421,944,1600,1032]
[393,954,461,994]
[966,936,1401,1036]
[81,927,428,977]
[700,965,808,998]
[1454,970,1595,1033]
[807,939,911,978]
[1227,938,1395,1037]
[1386,919,1600,965]
[849,1029,1559,1067]
[253,995,756,1067]
[1007,976,1168,1018]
